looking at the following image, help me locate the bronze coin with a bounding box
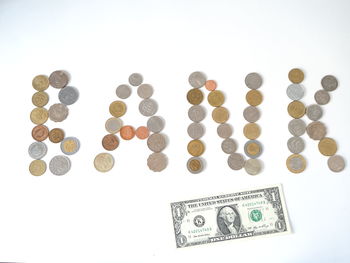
[243,123,261,139]
[207,90,225,107]
[109,101,127,118]
[32,125,49,141]
[32,75,49,91]
[246,90,263,106]
[288,68,304,84]
[287,101,306,119]
[49,128,65,143]
[187,140,205,157]
[212,107,229,123]
[318,137,337,156]
[32,91,49,107]
[187,88,204,105]
[30,107,49,125]
[102,134,120,151]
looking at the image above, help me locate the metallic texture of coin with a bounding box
[139,98,158,116]
[32,75,49,91]
[327,155,345,172]
[244,140,263,158]
[49,155,71,175]
[49,70,69,89]
[30,107,49,125]
[128,73,143,86]
[227,153,246,170]
[245,72,262,90]
[116,84,132,99]
[306,104,323,121]
[314,90,330,105]
[147,152,168,172]
[243,106,260,123]
[135,126,149,140]
[217,123,233,138]
[105,117,123,134]
[102,134,120,151]
[29,160,46,176]
[288,119,306,136]
[120,125,135,140]
[187,139,205,156]
[187,88,204,105]
[306,121,327,140]
[147,133,167,152]
[287,101,305,119]
[244,159,262,175]
[286,154,306,173]
[188,71,206,88]
[94,153,114,172]
[58,86,79,105]
[212,107,229,123]
[318,137,337,156]
[187,157,204,174]
[321,75,338,91]
[60,137,80,155]
[188,105,206,122]
[49,103,69,122]
[288,68,304,84]
[32,91,49,107]
[287,136,305,154]
[147,116,165,133]
[187,123,205,139]
[205,80,217,91]
[221,138,237,154]
[286,84,305,100]
[246,90,263,106]
[32,125,49,141]
[137,84,153,99]
[28,141,48,159]
[109,101,127,118]
[243,123,261,140]
[208,90,225,107]
[49,128,65,143]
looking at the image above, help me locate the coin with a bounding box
[109,101,127,118]
[243,106,260,123]
[116,84,132,99]
[244,140,263,158]
[137,84,153,99]
[288,68,304,84]
[187,157,204,174]
[188,72,206,88]
[32,91,49,107]
[221,138,237,154]
[94,153,114,172]
[212,107,229,123]
[120,125,135,140]
[105,117,123,134]
[327,155,345,172]
[208,90,225,107]
[187,123,205,139]
[147,133,167,152]
[286,154,306,173]
[287,136,305,154]
[29,160,46,176]
[139,99,158,116]
[205,80,217,91]
[306,104,323,121]
[58,86,79,105]
[187,139,205,156]
[306,121,327,140]
[314,90,330,105]
[187,88,204,105]
[245,72,262,90]
[32,125,49,141]
[32,75,49,91]
[28,142,47,159]
[244,159,262,175]
[287,101,305,119]
[128,73,143,86]
[243,123,261,139]
[49,103,69,122]
[135,126,149,139]
[30,107,49,125]
[288,119,306,136]
[321,75,338,91]
[147,152,168,172]
[286,84,305,100]
[188,105,206,122]
[227,153,245,170]
[147,116,165,133]
[49,155,71,175]
[49,70,69,89]
[102,134,120,151]
[246,90,263,106]
[49,128,65,143]
[217,123,232,138]
[318,137,337,156]
[60,137,80,155]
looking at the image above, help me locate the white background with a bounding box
[1,0,350,262]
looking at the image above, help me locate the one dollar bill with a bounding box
[170,185,290,248]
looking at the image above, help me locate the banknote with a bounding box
[170,185,290,248]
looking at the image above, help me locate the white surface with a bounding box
[1,0,350,262]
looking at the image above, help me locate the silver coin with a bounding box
[187,123,205,139]
[314,90,330,105]
[321,75,338,91]
[49,155,71,175]
[288,119,306,136]
[49,103,69,122]
[137,84,153,99]
[306,121,327,140]
[147,152,168,172]
[244,159,262,175]
[327,155,345,172]
[139,99,158,117]
[221,138,237,154]
[60,137,80,155]
[217,123,233,138]
[188,71,206,88]
[287,136,305,154]
[245,72,262,90]
[147,116,164,133]
[306,104,323,121]
[116,84,132,99]
[243,106,260,123]
[286,84,305,100]
[147,133,167,152]
[289,155,304,171]
[49,70,69,89]
[28,141,47,159]
[188,105,206,122]
[227,153,245,170]
[128,73,143,86]
[244,140,263,158]
[58,86,79,105]
[187,157,204,174]
[105,117,123,134]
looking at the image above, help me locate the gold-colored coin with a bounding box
[187,139,205,156]
[30,107,49,125]
[208,90,225,107]
[187,88,204,105]
[29,160,46,176]
[32,91,49,107]
[189,159,201,171]
[243,123,261,139]
[246,90,263,106]
[318,137,337,156]
[109,101,127,117]
[94,152,115,172]
[32,75,49,91]
[288,68,304,84]
[212,107,229,123]
[287,101,306,118]
[246,142,260,156]
[286,154,306,173]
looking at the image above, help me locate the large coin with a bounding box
[94,153,114,172]
[49,155,71,175]
[321,75,338,91]
[243,123,261,139]
[286,154,306,173]
[287,101,305,119]
[49,70,69,89]
[306,121,327,140]
[187,139,205,156]
[217,123,232,138]
[243,106,260,123]
[187,88,204,105]
[207,90,225,107]
[49,103,69,122]
[244,158,262,175]
[147,152,168,172]
[32,91,49,107]
[188,105,206,122]
[137,84,153,99]
[227,153,245,170]
[246,90,263,106]
[128,73,143,86]
[60,137,80,155]
[28,141,47,159]
[286,84,304,100]
[287,136,305,154]
[109,101,127,118]
[30,107,48,125]
[105,117,123,134]
[188,72,206,88]
[49,128,65,143]
[245,72,262,90]
[102,134,119,151]
[288,68,304,84]
[212,107,229,123]
[58,86,79,105]
[314,90,330,105]
[29,160,46,176]
[318,137,337,156]
[221,138,237,154]
[327,155,345,172]
[139,99,158,116]
[116,84,132,99]
[32,125,49,141]
[244,140,263,158]
[32,75,49,91]
[187,123,205,139]
[147,116,165,133]
[147,133,167,152]
[288,119,306,136]
[306,104,323,121]
[187,157,204,174]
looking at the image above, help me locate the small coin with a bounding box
[286,154,306,173]
[288,119,306,136]
[109,101,127,118]
[128,73,143,86]
[187,139,205,156]
[94,153,114,172]
[105,117,123,134]
[137,84,153,99]
[188,105,206,122]
[32,91,49,107]
[321,75,338,91]
[102,134,120,151]
[49,155,71,175]
[49,128,65,143]
[29,160,47,176]
[30,107,49,125]
[116,84,132,99]
[243,106,260,123]
[227,153,245,170]
[205,80,217,91]
[32,125,49,141]
[243,123,261,139]
[60,137,80,155]
[58,86,79,105]
[147,152,168,172]
[189,72,206,88]
[28,141,47,159]
[288,68,304,84]
[328,155,345,172]
[306,121,327,140]
[139,99,158,116]
[318,137,337,156]
[246,90,263,106]
[187,123,205,139]
[217,123,232,138]
[32,75,49,91]
[244,159,262,175]
[147,116,165,133]
[187,157,204,174]
[244,140,263,158]
[287,101,306,119]
[135,126,149,139]
[221,138,237,154]
[212,107,229,123]
[208,90,225,107]
[286,84,305,100]
[245,72,262,90]
[147,133,167,152]
[187,88,204,105]
[314,90,330,105]
[120,125,135,140]
[287,136,305,154]
[49,70,69,89]
[306,104,323,121]
[48,103,69,122]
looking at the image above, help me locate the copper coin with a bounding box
[49,128,65,143]
[243,123,261,139]
[288,68,304,84]
[29,160,47,176]
[212,107,229,123]
[32,125,49,141]
[205,80,217,91]
[286,154,306,173]
[187,88,204,105]
[30,107,49,125]
[102,134,120,151]
[120,125,135,140]
[32,75,49,91]
[135,126,149,140]
[49,70,69,89]
[318,137,337,156]
[32,91,49,107]
[208,90,225,107]
[187,139,205,157]
[287,101,306,119]
[246,90,263,106]
[109,101,127,118]
[328,155,345,172]
[306,121,327,140]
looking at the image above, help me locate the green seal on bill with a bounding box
[250,209,262,222]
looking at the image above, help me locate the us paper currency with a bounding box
[171,185,290,248]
